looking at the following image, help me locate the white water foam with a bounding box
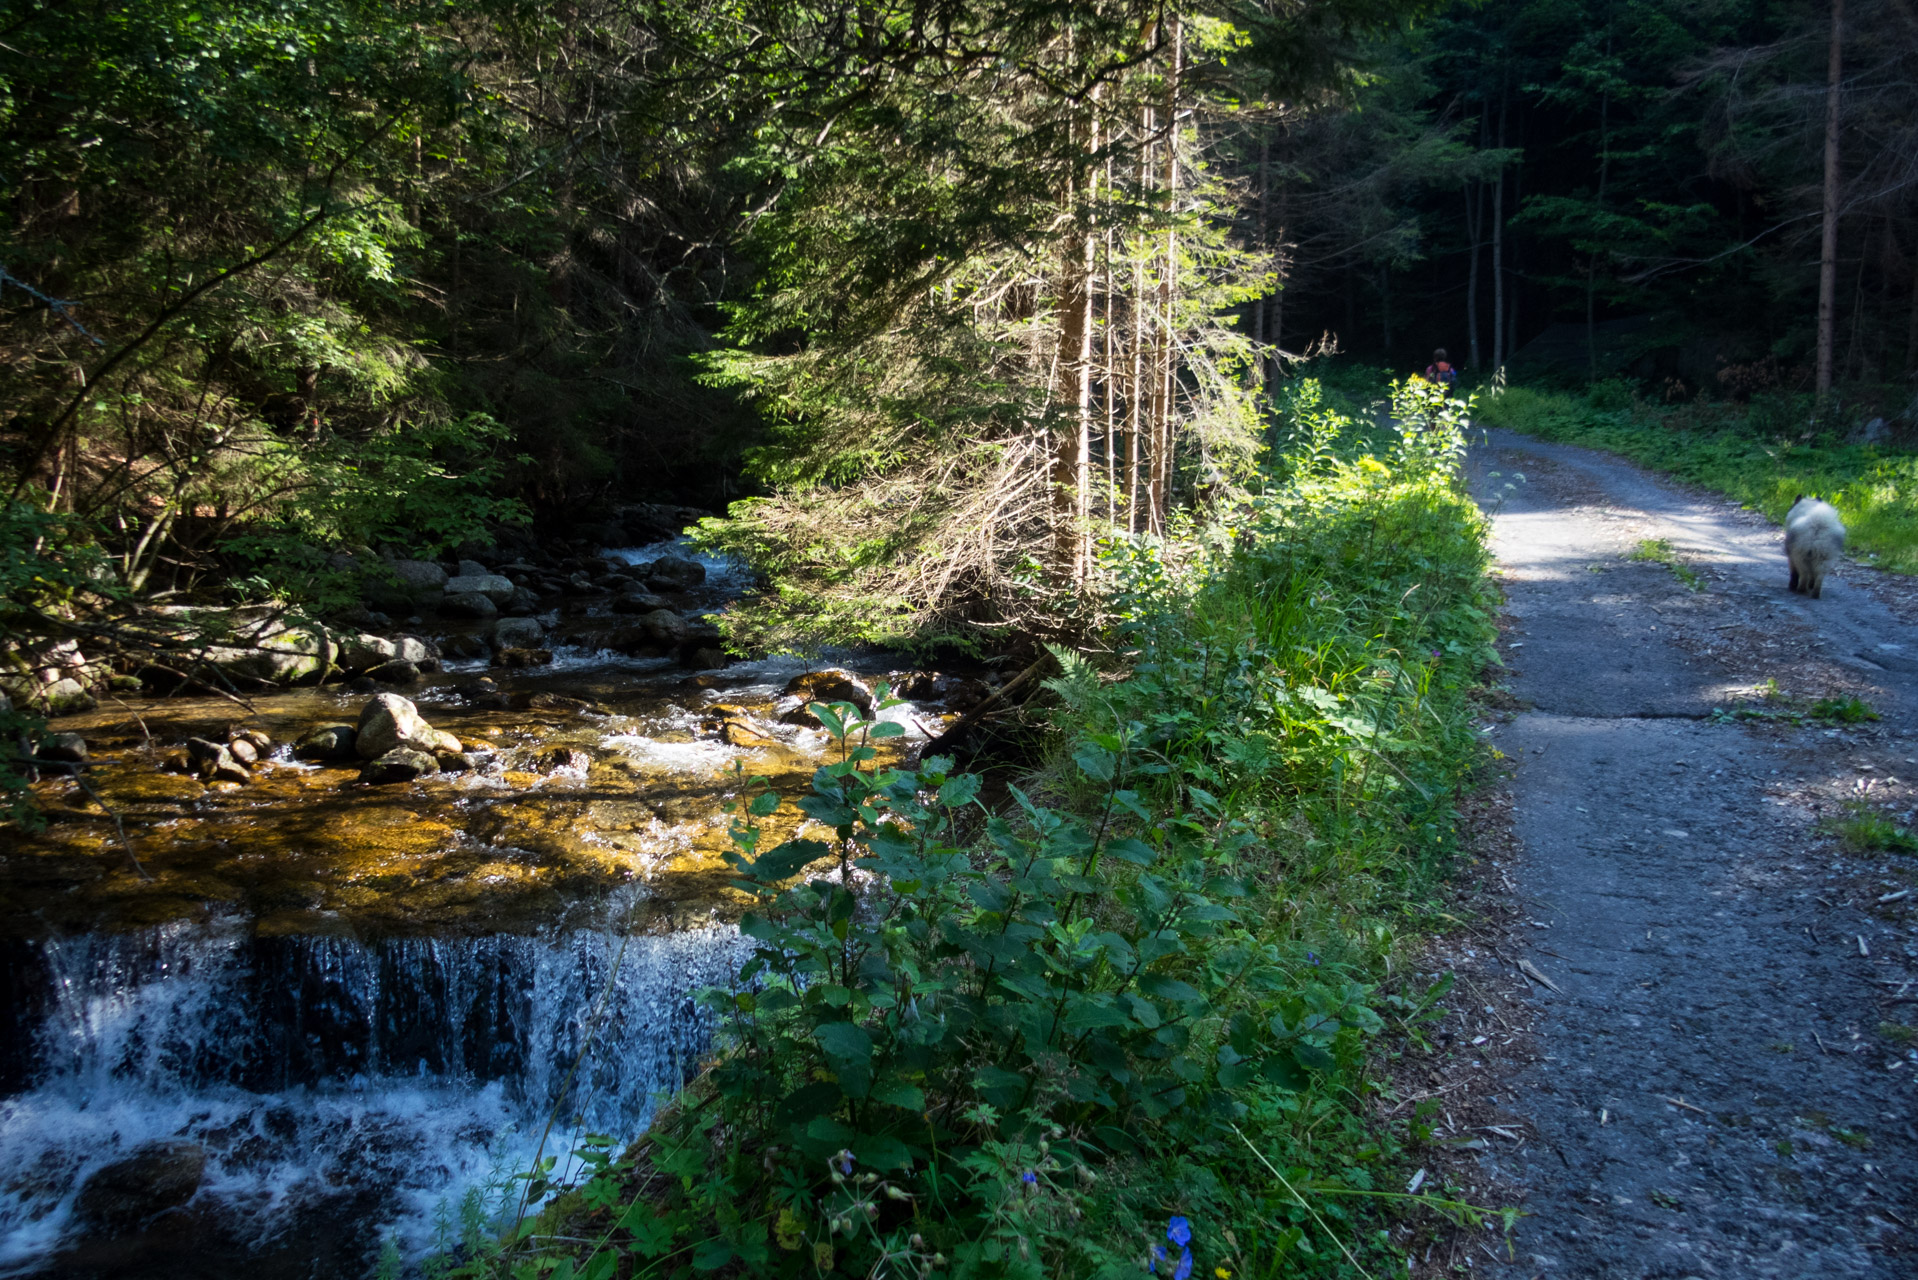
[0,920,746,1274]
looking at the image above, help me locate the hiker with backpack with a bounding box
[1424,348,1459,391]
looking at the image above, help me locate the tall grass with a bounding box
[1476,383,1918,572]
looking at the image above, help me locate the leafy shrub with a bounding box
[442,374,1503,1279]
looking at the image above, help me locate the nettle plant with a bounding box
[624,687,1385,1278]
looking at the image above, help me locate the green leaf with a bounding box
[871,1079,926,1110]
[748,790,780,817]
[815,1021,873,1066]
[812,703,846,736]
[868,720,905,738]
[1107,837,1157,866]
[691,1239,735,1271]
[747,838,830,882]
[1073,741,1115,782]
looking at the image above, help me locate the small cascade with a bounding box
[0,920,745,1276]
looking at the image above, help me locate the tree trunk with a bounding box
[1906,232,1918,376]
[1127,104,1150,535]
[1492,90,1508,370]
[1817,0,1845,397]
[1052,104,1097,580]
[1465,182,1483,370]
[1148,19,1180,535]
[1252,130,1269,383]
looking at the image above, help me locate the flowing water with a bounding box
[0,541,955,1278]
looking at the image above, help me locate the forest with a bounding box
[1,1,1913,1278]
[4,0,1908,675]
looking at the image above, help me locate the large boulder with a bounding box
[784,669,876,715]
[610,591,671,615]
[334,633,399,673]
[456,558,492,578]
[637,609,690,646]
[391,635,441,669]
[359,747,439,785]
[642,555,707,592]
[493,616,546,650]
[365,659,421,685]
[389,560,448,592]
[440,591,499,619]
[443,573,516,605]
[73,1142,206,1232]
[295,724,358,762]
[354,693,443,759]
[37,732,88,771]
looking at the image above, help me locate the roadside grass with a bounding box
[1710,688,1879,728]
[418,379,1507,1279]
[1826,802,1918,856]
[1625,538,1704,591]
[1475,383,1918,573]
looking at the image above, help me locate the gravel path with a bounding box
[1464,429,1918,1279]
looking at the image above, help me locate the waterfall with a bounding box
[0,919,745,1275]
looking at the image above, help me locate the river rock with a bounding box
[439,633,488,660]
[366,659,422,685]
[718,718,776,748]
[37,732,88,768]
[360,747,440,784]
[72,1141,206,1231]
[641,555,706,591]
[443,573,515,605]
[610,591,671,614]
[227,737,258,765]
[784,669,876,715]
[232,728,273,753]
[440,591,499,619]
[504,586,540,615]
[389,560,448,592]
[492,647,553,668]
[638,609,690,646]
[539,747,592,773]
[354,694,442,759]
[184,737,249,782]
[295,724,358,762]
[493,616,545,649]
[40,677,97,715]
[457,559,492,578]
[334,633,398,673]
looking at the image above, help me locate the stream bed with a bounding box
[0,543,967,1278]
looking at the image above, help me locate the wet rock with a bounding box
[539,747,592,773]
[943,678,994,713]
[444,573,515,605]
[565,572,608,597]
[505,586,541,616]
[37,732,88,769]
[345,675,379,694]
[519,691,603,713]
[456,558,491,578]
[389,635,440,670]
[492,647,553,669]
[493,616,545,649]
[680,674,722,690]
[227,737,258,765]
[436,747,497,773]
[440,590,499,619]
[641,555,706,591]
[232,728,273,754]
[160,748,193,774]
[439,633,489,661]
[718,719,776,748]
[638,608,690,646]
[41,676,97,715]
[389,559,448,592]
[359,747,439,784]
[366,659,422,686]
[354,693,443,759]
[294,724,359,762]
[783,669,876,715]
[610,591,671,614]
[72,1141,206,1232]
[683,646,728,670]
[210,757,252,784]
[333,633,398,673]
[599,573,639,591]
[891,671,945,700]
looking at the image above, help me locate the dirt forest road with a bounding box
[1459,429,1918,1278]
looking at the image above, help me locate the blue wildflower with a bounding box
[835,1150,854,1176]
[1174,1250,1193,1280]
[1166,1217,1192,1248]
[1021,1171,1037,1185]
[1305,951,1320,966]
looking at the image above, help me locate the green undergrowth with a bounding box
[1476,383,1918,573]
[416,379,1502,1279]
